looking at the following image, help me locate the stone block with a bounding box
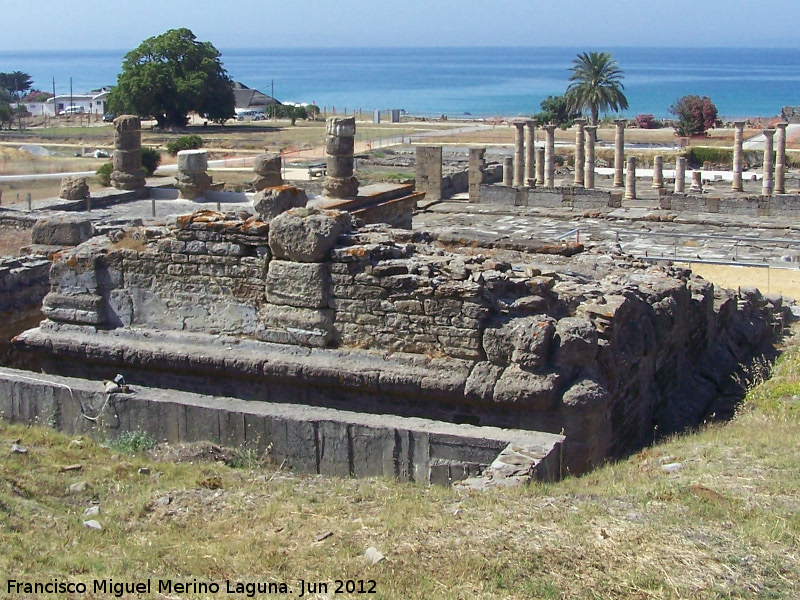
[31,216,94,246]
[323,176,359,199]
[252,153,282,176]
[326,154,355,178]
[59,176,90,200]
[483,315,556,369]
[269,208,349,262]
[326,116,356,137]
[257,304,335,347]
[177,149,208,173]
[253,186,308,220]
[325,134,355,155]
[554,317,598,367]
[266,260,330,308]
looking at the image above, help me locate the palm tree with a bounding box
[565,52,628,126]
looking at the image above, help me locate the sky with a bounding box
[0,0,797,51]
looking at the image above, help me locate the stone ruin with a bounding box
[110,115,146,193]
[12,205,788,477]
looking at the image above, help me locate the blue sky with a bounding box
[1,0,797,50]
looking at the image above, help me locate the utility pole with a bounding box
[52,77,56,118]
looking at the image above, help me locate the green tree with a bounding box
[668,95,719,137]
[534,95,579,129]
[565,51,629,126]
[107,28,235,129]
[0,71,33,98]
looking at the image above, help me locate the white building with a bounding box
[23,88,110,117]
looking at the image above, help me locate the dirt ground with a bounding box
[684,263,800,301]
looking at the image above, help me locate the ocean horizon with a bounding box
[1,46,798,120]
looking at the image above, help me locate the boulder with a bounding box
[554,317,598,367]
[59,176,90,200]
[253,186,308,221]
[483,315,556,369]
[269,208,349,263]
[31,216,94,246]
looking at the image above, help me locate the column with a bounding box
[252,153,283,191]
[324,116,359,198]
[176,150,212,200]
[614,119,626,188]
[775,122,788,194]
[544,125,556,187]
[732,121,745,192]
[674,157,686,193]
[690,170,703,194]
[573,118,587,187]
[468,147,486,203]
[535,148,545,186]
[584,126,597,189]
[502,156,513,186]
[415,146,443,201]
[652,155,664,190]
[513,120,525,187]
[625,156,636,200]
[524,120,536,186]
[110,115,145,191]
[762,128,775,196]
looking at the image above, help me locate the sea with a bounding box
[0,47,798,120]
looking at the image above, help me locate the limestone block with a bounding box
[482,315,556,369]
[253,186,308,221]
[177,149,208,173]
[110,169,145,191]
[464,362,504,403]
[323,176,359,198]
[554,317,598,367]
[59,176,90,200]
[113,149,142,172]
[326,154,355,178]
[561,377,609,411]
[253,153,282,176]
[257,304,335,347]
[113,115,142,149]
[493,365,560,409]
[253,174,284,191]
[31,216,94,246]
[175,171,212,200]
[325,135,355,156]
[266,260,330,308]
[269,208,349,262]
[326,116,356,137]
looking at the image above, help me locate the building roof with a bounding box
[233,82,280,109]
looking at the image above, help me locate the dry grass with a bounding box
[0,226,32,257]
[2,342,800,599]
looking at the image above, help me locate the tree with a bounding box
[565,51,628,126]
[534,95,579,129]
[668,95,719,137]
[0,71,33,98]
[107,28,235,129]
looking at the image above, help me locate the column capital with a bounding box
[733,121,746,129]
[543,124,557,133]
[762,128,776,137]
[524,118,537,127]
[775,121,789,131]
[573,118,588,127]
[584,125,598,134]
[614,119,627,127]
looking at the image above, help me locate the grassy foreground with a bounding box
[1,350,799,600]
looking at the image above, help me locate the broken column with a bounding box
[652,155,664,190]
[762,128,775,196]
[625,156,636,200]
[324,116,359,198]
[535,148,545,186]
[513,120,526,187]
[775,122,788,194]
[690,170,703,194]
[416,146,443,200]
[252,153,283,191]
[502,157,513,186]
[732,121,745,192]
[175,150,212,200]
[573,118,587,187]
[525,120,536,186]
[614,119,626,188]
[111,115,145,191]
[544,125,556,187]
[468,147,486,203]
[584,125,597,190]
[675,157,686,193]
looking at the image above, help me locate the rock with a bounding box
[177,149,208,173]
[154,495,170,506]
[314,530,334,542]
[104,381,121,394]
[253,186,308,221]
[10,443,27,454]
[554,317,598,367]
[83,520,102,530]
[661,462,683,473]
[364,547,386,564]
[59,176,90,200]
[138,467,150,475]
[83,506,100,517]
[31,216,94,246]
[561,377,609,410]
[252,154,283,190]
[482,315,555,369]
[266,260,330,309]
[269,208,349,263]
[69,481,89,493]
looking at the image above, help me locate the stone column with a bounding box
[416,146,443,201]
[324,116,359,198]
[573,118,587,187]
[176,150,212,200]
[513,120,526,187]
[652,155,664,190]
[614,119,626,188]
[690,170,703,194]
[468,147,486,203]
[544,125,556,187]
[535,148,545,186]
[584,126,597,189]
[625,156,636,200]
[502,157,513,186]
[732,121,745,192]
[762,128,775,196]
[524,120,536,186]
[674,157,686,193]
[111,115,145,191]
[775,122,788,194]
[252,153,283,191]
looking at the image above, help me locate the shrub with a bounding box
[95,162,113,186]
[166,134,203,156]
[669,95,720,137]
[141,146,162,176]
[634,114,662,129]
[109,430,156,455]
[684,147,732,168]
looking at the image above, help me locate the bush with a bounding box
[95,162,113,186]
[141,146,162,176]
[109,430,156,455]
[166,134,203,156]
[634,114,662,129]
[684,147,732,168]
[669,95,720,137]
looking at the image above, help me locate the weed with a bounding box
[108,430,156,455]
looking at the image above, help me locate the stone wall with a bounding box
[660,193,800,216]
[479,184,618,209]
[0,256,50,366]
[15,209,788,473]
